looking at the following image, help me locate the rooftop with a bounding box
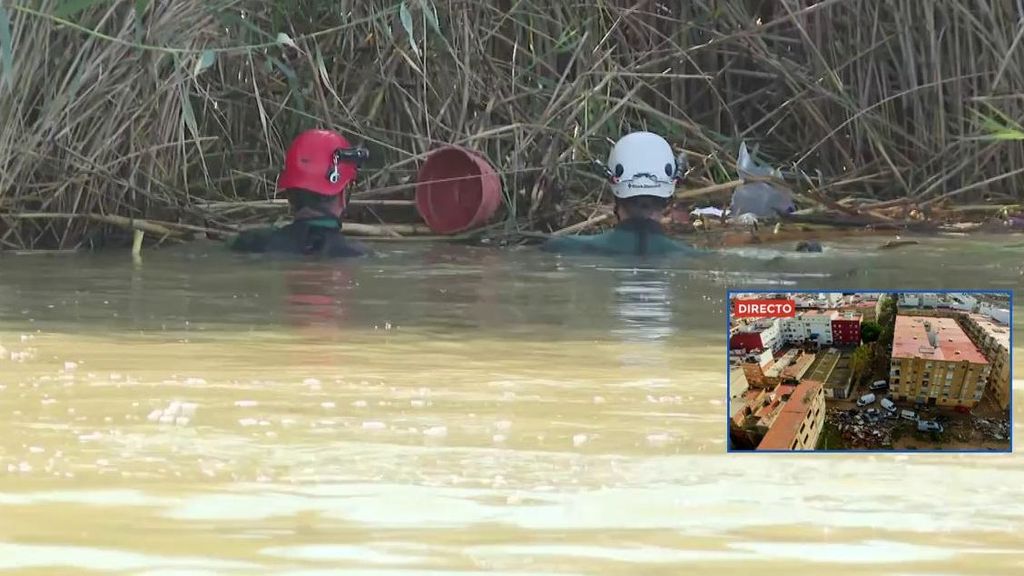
[795,309,838,318]
[892,316,988,364]
[736,319,778,334]
[757,380,823,450]
[967,314,1010,352]
[781,353,816,380]
[764,349,801,378]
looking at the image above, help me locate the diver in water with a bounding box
[229,129,370,258]
[541,132,704,257]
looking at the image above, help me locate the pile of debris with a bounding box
[827,408,895,448]
[972,416,1011,441]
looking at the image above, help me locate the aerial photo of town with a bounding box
[728,292,1012,452]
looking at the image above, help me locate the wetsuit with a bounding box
[229,218,369,258]
[541,218,704,257]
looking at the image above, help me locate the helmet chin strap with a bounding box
[325,145,370,185]
[673,152,689,181]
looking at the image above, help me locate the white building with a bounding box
[947,293,977,312]
[780,310,835,345]
[759,319,782,352]
[898,293,920,308]
[980,303,1010,325]
[823,293,842,308]
[898,293,942,308]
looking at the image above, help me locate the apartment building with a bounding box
[756,380,826,450]
[963,314,1011,410]
[781,310,835,345]
[729,319,782,353]
[979,302,1010,325]
[830,312,862,345]
[889,316,990,408]
[897,293,946,308]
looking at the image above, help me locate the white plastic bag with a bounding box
[729,142,795,219]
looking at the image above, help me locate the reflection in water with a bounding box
[607,268,675,344]
[0,236,1023,575]
[282,265,354,329]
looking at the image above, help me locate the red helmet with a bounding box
[277,129,364,197]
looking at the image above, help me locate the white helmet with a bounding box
[604,132,685,199]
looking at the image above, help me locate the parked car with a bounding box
[880,398,898,415]
[901,409,918,421]
[869,380,889,392]
[918,420,944,433]
[856,393,876,407]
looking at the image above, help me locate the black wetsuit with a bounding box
[229,218,369,258]
[541,218,705,257]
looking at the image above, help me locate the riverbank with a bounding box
[1,2,1023,250]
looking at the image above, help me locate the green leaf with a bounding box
[54,0,110,18]
[276,32,297,49]
[399,1,419,57]
[0,3,12,92]
[135,0,151,13]
[180,88,199,141]
[193,49,216,77]
[420,0,441,35]
[173,54,200,142]
[314,44,331,86]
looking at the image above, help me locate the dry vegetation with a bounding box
[0,0,1022,249]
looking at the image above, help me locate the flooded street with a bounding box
[1,235,1022,575]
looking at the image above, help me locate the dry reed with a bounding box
[0,0,1022,249]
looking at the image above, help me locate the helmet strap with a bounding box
[673,152,688,181]
[326,153,341,184]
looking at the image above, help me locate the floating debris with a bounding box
[146,401,197,426]
[879,239,920,250]
[422,426,448,438]
[729,142,795,219]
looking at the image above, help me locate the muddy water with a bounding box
[0,235,1021,575]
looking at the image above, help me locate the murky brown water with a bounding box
[1,235,1022,575]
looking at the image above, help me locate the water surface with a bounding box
[1,235,1022,575]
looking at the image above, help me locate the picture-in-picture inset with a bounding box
[727,291,1012,452]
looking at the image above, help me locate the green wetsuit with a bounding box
[229,218,369,258]
[541,218,704,257]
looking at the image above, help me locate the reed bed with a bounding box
[0,0,1022,249]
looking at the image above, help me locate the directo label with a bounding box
[733,299,796,318]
